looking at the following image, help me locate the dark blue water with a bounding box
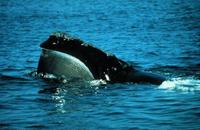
[0,0,200,129]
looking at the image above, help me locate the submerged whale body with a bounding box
[37,33,165,85]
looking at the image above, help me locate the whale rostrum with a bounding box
[37,32,166,85]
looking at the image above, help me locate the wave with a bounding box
[32,71,200,94]
[0,74,30,81]
[159,77,200,92]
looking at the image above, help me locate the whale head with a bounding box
[37,33,95,80]
[38,32,127,81]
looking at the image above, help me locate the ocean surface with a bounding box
[0,0,200,129]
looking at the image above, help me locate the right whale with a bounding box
[37,33,166,85]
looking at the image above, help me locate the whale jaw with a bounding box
[37,49,94,81]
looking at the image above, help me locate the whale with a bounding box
[37,32,165,85]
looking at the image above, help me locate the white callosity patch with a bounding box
[105,74,110,81]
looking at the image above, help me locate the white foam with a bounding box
[89,79,107,86]
[159,77,200,92]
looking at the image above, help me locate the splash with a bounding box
[89,79,107,86]
[30,71,107,86]
[159,77,200,92]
